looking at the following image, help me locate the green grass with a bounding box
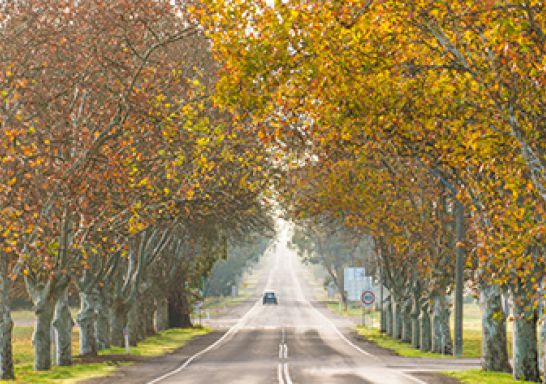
[10,362,122,384]
[331,301,513,359]
[327,302,380,322]
[357,326,454,358]
[444,370,536,384]
[99,327,210,357]
[2,326,210,384]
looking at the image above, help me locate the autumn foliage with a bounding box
[197,0,546,381]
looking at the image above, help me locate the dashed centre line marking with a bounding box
[278,327,293,384]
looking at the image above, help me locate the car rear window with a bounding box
[265,292,275,297]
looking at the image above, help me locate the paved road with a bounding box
[147,234,477,384]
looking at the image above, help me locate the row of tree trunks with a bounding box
[6,280,191,374]
[382,292,452,355]
[381,283,516,379]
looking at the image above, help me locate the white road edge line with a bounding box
[283,363,293,384]
[278,344,283,359]
[145,300,261,384]
[287,255,375,359]
[278,363,285,384]
[283,344,288,359]
[146,246,280,384]
[288,253,429,384]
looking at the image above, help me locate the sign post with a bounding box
[361,290,376,328]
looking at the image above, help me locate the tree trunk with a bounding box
[411,295,421,349]
[95,292,110,350]
[512,299,539,382]
[144,296,155,336]
[155,297,169,332]
[384,296,393,336]
[77,291,97,356]
[28,277,69,371]
[33,301,55,370]
[479,284,510,372]
[401,298,412,343]
[110,304,128,347]
[453,200,465,357]
[392,299,402,340]
[379,286,387,333]
[168,289,192,328]
[420,302,431,352]
[0,257,14,380]
[127,302,140,346]
[53,292,73,366]
[540,311,546,384]
[431,294,452,354]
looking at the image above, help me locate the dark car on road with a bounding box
[262,291,278,305]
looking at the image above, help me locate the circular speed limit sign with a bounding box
[361,290,375,306]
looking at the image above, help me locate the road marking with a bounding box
[287,253,429,384]
[146,247,280,384]
[283,363,294,384]
[278,344,283,359]
[287,254,375,358]
[277,363,284,384]
[283,344,288,359]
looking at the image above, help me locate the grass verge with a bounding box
[356,326,482,358]
[444,370,536,384]
[2,327,210,384]
[357,326,453,358]
[99,327,210,357]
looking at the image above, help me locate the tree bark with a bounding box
[512,299,539,382]
[392,298,402,340]
[431,294,452,354]
[540,311,546,384]
[453,200,465,357]
[0,257,14,379]
[479,284,510,372]
[384,296,393,336]
[32,301,55,370]
[420,302,431,352]
[110,304,128,347]
[127,301,140,346]
[401,297,412,343]
[411,294,421,349]
[144,296,155,336]
[155,297,169,332]
[53,292,73,366]
[168,289,192,328]
[77,291,97,356]
[95,292,110,350]
[379,285,387,333]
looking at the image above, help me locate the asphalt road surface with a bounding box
[145,232,473,384]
